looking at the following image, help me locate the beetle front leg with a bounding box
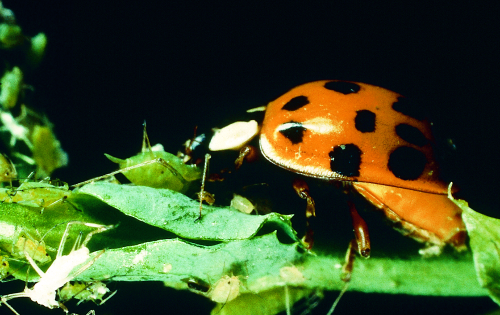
[292,178,316,250]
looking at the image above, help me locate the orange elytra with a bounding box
[259,80,466,252]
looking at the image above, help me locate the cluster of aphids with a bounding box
[0,3,121,314]
[0,119,257,314]
[0,150,117,315]
[0,0,68,180]
[0,221,116,315]
[0,69,68,180]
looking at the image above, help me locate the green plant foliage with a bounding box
[75,182,299,242]
[450,189,500,306]
[0,179,491,314]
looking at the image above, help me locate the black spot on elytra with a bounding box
[329,144,362,177]
[392,97,426,121]
[355,110,376,133]
[388,146,427,180]
[395,124,428,147]
[282,95,309,111]
[324,81,361,95]
[279,121,307,144]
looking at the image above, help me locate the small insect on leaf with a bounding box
[230,194,256,214]
[104,151,202,193]
[0,153,17,185]
[0,224,53,267]
[0,179,73,213]
[59,281,116,306]
[0,67,23,110]
[0,221,114,315]
[208,275,241,304]
[74,123,202,194]
[31,125,69,178]
[12,234,51,265]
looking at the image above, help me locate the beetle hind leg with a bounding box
[341,201,371,282]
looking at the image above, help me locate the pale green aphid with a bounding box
[72,125,203,194]
[103,123,202,194]
[104,149,201,194]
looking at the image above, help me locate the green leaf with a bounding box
[0,183,107,280]
[450,191,500,306]
[0,181,489,315]
[77,232,302,283]
[73,232,484,315]
[74,182,299,242]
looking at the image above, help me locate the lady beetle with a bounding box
[259,80,466,254]
[211,80,466,262]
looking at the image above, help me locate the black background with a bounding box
[1,1,498,314]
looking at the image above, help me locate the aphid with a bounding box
[59,281,116,305]
[73,123,202,194]
[1,179,73,213]
[0,224,52,267]
[208,274,241,304]
[0,221,114,315]
[0,2,16,25]
[0,67,23,110]
[230,193,256,214]
[12,233,51,265]
[31,125,69,178]
[0,153,17,186]
[72,124,216,220]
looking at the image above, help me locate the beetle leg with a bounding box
[292,178,316,249]
[341,239,356,282]
[340,201,371,282]
[348,200,371,258]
